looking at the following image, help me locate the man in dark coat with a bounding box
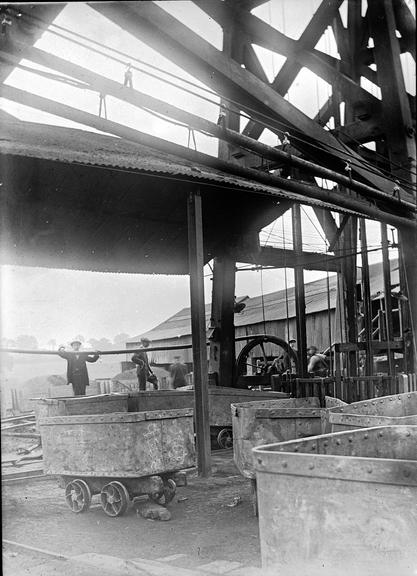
[58,340,99,396]
[131,337,151,391]
[169,356,188,389]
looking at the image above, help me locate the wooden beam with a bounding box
[331,11,350,62]
[292,204,308,376]
[2,43,409,213]
[398,227,416,371]
[209,16,239,388]
[91,1,407,201]
[246,201,293,232]
[332,118,384,145]
[367,0,416,182]
[381,223,395,374]
[341,216,358,376]
[393,0,416,60]
[5,84,413,228]
[187,189,211,477]
[314,95,335,128]
[234,245,340,272]
[242,0,347,139]
[359,219,373,375]
[313,208,339,248]
[242,39,269,84]
[328,214,350,252]
[208,256,236,387]
[195,0,380,134]
[0,4,64,84]
[368,0,416,373]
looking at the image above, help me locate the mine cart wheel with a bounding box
[65,479,92,514]
[100,481,130,517]
[217,428,233,450]
[149,478,177,506]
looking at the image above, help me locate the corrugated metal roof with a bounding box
[129,259,399,342]
[1,119,362,275]
[0,119,359,213]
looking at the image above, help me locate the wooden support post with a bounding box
[209,256,236,387]
[208,16,240,388]
[359,219,373,375]
[187,189,211,477]
[292,204,307,376]
[367,0,416,372]
[341,216,358,376]
[398,225,417,372]
[381,224,395,374]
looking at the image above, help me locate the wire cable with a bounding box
[13,6,417,189]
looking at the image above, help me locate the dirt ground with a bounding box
[2,450,261,574]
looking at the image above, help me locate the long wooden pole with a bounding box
[187,189,211,477]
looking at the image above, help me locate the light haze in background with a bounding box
[0,1,412,347]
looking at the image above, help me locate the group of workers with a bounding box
[58,336,329,397]
[58,337,189,396]
[266,340,329,378]
[130,337,189,391]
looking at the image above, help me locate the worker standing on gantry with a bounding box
[123,63,133,88]
[98,92,107,119]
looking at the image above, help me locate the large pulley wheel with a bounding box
[100,481,130,517]
[149,478,176,506]
[65,479,92,513]
[235,335,299,382]
[217,428,233,450]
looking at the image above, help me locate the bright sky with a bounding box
[0,1,412,347]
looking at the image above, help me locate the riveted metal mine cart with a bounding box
[39,408,195,517]
[254,425,417,576]
[33,394,129,430]
[232,396,347,514]
[232,396,346,481]
[129,387,290,449]
[32,394,128,429]
[327,391,417,432]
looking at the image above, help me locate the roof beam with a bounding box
[368,0,416,184]
[3,84,414,229]
[313,208,339,248]
[1,42,406,211]
[234,245,340,272]
[393,0,416,61]
[0,4,64,84]
[91,1,409,201]
[332,117,384,145]
[194,0,380,137]
[331,11,350,63]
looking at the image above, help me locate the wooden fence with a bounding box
[272,373,417,404]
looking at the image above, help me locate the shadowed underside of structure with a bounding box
[0,1,415,475]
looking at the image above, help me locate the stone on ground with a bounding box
[137,501,171,521]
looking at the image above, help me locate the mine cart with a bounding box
[327,391,417,432]
[33,394,129,426]
[232,396,346,481]
[128,387,290,449]
[254,425,417,576]
[39,408,195,517]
